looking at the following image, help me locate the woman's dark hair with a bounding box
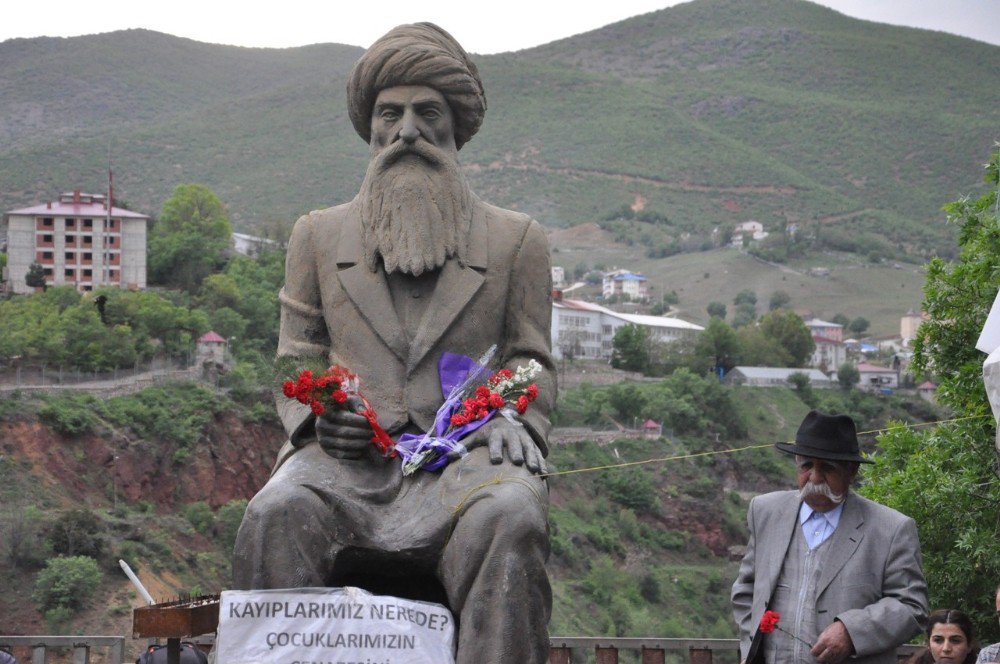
[906,609,980,664]
[925,608,976,645]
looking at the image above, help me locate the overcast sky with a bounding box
[1,0,997,53]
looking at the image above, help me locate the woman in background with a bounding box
[908,609,980,664]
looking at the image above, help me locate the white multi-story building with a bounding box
[602,269,650,301]
[810,336,847,372]
[3,190,148,294]
[551,298,703,360]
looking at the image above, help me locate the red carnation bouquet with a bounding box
[282,364,395,456]
[395,349,543,475]
[446,367,540,428]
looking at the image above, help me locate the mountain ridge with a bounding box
[1,0,997,258]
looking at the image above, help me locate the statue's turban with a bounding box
[347,22,486,150]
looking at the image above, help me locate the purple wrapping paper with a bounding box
[396,352,497,472]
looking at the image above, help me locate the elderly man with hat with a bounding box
[732,410,928,664]
[232,22,555,664]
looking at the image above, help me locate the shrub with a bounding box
[33,556,101,611]
[597,468,660,513]
[38,393,102,435]
[182,502,214,534]
[48,509,107,559]
[216,499,248,552]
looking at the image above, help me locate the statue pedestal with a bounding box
[216,587,455,664]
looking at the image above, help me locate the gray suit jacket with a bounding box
[731,490,928,663]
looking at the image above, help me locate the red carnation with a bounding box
[526,384,539,401]
[310,401,326,416]
[516,395,529,415]
[475,385,491,399]
[451,413,468,427]
[332,390,348,404]
[282,381,296,398]
[488,392,505,409]
[759,610,780,634]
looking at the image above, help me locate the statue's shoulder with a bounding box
[296,202,354,232]
[287,202,354,250]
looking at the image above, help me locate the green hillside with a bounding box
[0,0,997,258]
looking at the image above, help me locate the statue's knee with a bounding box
[462,482,547,540]
[242,482,321,531]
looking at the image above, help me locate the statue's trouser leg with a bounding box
[440,478,552,664]
[232,480,336,588]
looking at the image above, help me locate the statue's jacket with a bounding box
[273,195,555,469]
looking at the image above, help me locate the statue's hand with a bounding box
[462,418,547,474]
[315,396,373,459]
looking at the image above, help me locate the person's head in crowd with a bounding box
[995,583,1000,629]
[922,609,979,664]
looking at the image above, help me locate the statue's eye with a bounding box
[421,108,441,120]
[379,109,399,122]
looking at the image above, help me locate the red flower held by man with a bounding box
[759,610,781,634]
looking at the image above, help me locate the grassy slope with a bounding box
[0,0,996,252]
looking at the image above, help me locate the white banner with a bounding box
[216,587,455,664]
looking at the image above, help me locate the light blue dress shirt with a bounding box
[799,501,844,549]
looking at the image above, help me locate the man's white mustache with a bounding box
[799,481,845,504]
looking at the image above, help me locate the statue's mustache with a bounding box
[373,138,447,173]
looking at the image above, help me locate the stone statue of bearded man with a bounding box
[233,23,555,664]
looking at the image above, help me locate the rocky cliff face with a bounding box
[0,413,281,509]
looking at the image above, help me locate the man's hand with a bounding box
[811,620,854,664]
[461,418,547,474]
[315,396,372,459]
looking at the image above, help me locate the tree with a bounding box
[611,324,651,373]
[758,309,815,367]
[32,555,101,612]
[732,303,757,328]
[787,372,816,407]
[768,290,791,311]
[860,147,1000,641]
[694,318,741,375]
[736,325,793,367]
[706,301,727,319]
[836,362,859,390]
[848,317,870,337]
[732,291,758,327]
[148,184,232,293]
[25,262,47,292]
[831,313,850,327]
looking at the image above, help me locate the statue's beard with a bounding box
[356,138,472,276]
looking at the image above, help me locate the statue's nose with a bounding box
[399,113,420,143]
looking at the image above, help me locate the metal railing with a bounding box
[0,636,124,664]
[550,637,739,663]
[548,638,920,663]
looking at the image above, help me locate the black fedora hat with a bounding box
[775,410,872,464]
